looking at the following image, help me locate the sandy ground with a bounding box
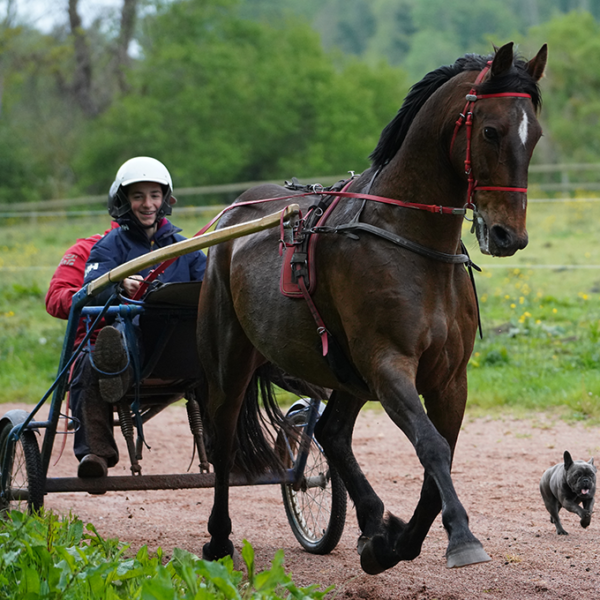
[3,402,600,599]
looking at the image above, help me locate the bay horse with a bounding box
[196,42,547,573]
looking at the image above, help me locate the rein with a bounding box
[131,187,467,300]
[449,62,532,208]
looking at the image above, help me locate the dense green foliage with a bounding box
[0,510,332,599]
[75,0,407,193]
[0,0,599,203]
[524,12,600,165]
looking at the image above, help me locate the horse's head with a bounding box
[457,42,547,257]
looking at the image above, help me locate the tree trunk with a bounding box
[68,0,97,116]
[115,0,138,93]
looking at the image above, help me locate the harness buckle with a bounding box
[466,93,477,101]
[462,202,475,222]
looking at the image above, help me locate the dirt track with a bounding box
[6,403,600,599]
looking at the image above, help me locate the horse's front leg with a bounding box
[361,368,490,572]
[395,379,490,568]
[315,391,388,555]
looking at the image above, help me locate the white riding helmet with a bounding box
[108,156,174,219]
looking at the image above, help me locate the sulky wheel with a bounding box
[280,400,347,554]
[0,410,44,515]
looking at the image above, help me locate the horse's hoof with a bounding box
[358,539,389,575]
[446,542,491,568]
[202,541,240,569]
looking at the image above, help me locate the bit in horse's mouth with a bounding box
[474,214,491,255]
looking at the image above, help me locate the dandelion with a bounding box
[39,337,47,345]
[553,308,558,314]
[510,303,516,309]
[519,296,525,304]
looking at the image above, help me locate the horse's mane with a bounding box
[370,51,543,169]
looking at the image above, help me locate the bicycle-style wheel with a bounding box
[0,411,44,515]
[280,401,347,554]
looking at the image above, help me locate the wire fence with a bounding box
[1,164,599,272]
[0,164,599,221]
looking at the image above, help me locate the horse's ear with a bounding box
[525,44,548,82]
[490,42,514,78]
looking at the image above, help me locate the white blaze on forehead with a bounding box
[518,109,529,146]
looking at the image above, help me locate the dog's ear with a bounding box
[564,451,573,470]
[589,457,595,466]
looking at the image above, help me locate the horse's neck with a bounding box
[360,158,466,257]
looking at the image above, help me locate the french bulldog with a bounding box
[540,450,596,535]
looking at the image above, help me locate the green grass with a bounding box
[0,510,332,599]
[1,198,600,420]
[463,197,600,421]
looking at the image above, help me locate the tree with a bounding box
[65,0,139,115]
[74,0,409,194]
[524,11,600,164]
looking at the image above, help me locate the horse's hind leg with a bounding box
[315,392,388,559]
[197,267,263,561]
[202,387,242,561]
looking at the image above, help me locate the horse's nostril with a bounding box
[490,225,511,248]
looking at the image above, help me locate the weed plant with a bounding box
[0,510,332,599]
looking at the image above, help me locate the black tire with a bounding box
[0,416,44,515]
[280,403,347,554]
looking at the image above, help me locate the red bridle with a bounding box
[449,62,532,210]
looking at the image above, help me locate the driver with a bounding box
[70,156,206,478]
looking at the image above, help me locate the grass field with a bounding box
[1,198,599,421]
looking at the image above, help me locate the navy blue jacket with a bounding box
[84,217,206,303]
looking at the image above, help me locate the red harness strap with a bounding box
[132,188,466,300]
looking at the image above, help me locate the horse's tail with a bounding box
[197,364,329,478]
[232,364,288,478]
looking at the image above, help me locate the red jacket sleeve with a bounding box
[45,223,119,320]
[45,236,102,319]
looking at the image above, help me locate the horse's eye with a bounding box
[483,126,499,141]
